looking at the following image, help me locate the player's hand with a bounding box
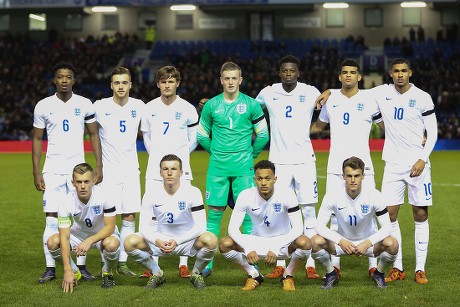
[315,90,331,110]
[74,240,91,256]
[156,240,176,253]
[354,240,372,256]
[198,98,208,111]
[62,269,76,293]
[33,173,46,191]
[246,251,259,265]
[338,239,356,255]
[410,159,426,177]
[94,166,103,184]
[264,251,277,266]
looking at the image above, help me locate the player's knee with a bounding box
[413,206,428,222]
[385,236,399,255]
[296,235,312,250]
[123,234,140,252]
[47,233,60,250]
[311,234,325,252]
[219,236,234,253]
[200,232,218,249]
[103,237,120,252]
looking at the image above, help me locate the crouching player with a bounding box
[312,157,398,289]
[47,163,120,292]
[219,160,312,291]
[124,154,217,289]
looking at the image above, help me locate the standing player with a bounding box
[220,160,312,291]
[312,157,398,290]
[124,154,218,289]
[32,62,103,283]
[94,67,145,276]
[197,61,270,277]
[47,163,120,292]
[141,66,199,278]
[373,58,437,284]
[310,59,383,277]
[255,55,320,279]
[315,58,438,284]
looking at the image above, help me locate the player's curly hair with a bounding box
[53,62,77,76]
[254,160,276,174]
[342,156,365,173]
[340,59,360,73]
[391,58,411,69]
[279,55,300,68]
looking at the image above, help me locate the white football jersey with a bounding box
[373,84,435,166]
[317,188,387,242]
[141,96,198,180]
[57,186,117,239]
[319,89,381,175]
[140,184,204,239]
[256,82,319,164]
[33,93,95,174]
[94,97,145,177]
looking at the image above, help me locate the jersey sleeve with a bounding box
[315,193,343,244]
[197,100,213,153]
[102,192,117,218]
[33,101,46,129]
[57,194,73,229]
[318,103,330,123]
[367,190,391,245]
[84,99,96,124]
[255,86,271,107]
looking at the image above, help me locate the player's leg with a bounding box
[178,178,193,278]
[372,236,399,288]
[310,234,339,290]
[232,175,256,234]
[381,163,407,282]
[47,233,83,281]
[117,176,141,277]
[100,235,120,288]
[363,174,378,276]
[203,175,230,276]
[39,173,66,283]
[219,236,263,290]
[283,235,312,290]
[325,174,343,275]
[409,167,432,284]
[295,161,320,279]
[188,232,218,289]
[124,233,165,288]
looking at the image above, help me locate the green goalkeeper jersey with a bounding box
[197,92,269,176]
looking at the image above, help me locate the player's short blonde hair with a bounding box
[73,163,94,178]
[220,61,242,76]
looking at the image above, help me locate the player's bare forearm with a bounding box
[410,159,426,177]
[32,128,46,190]
[86,122,103,183]
[354,240,372,256]
[338,238,356,255]
[315,89,331,110]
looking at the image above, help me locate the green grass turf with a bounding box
[0,151,459,306]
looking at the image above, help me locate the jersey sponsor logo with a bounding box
[274,203,282,212]
[49,112,54,115]
[75,108,81,116]
[332,104,339,108]
[299,95,306,103]
[357,103,364,111]
[273,97,280,100]
[151,114,156,117]
[178,201,186,211]
[385,97,393,100]
[337,207,345,210]
[360,204,370,214]
[154,204,162,207]
[214,109,222,114]
[251,208,260,211]
[105,113,112,116]
[43,200,46,207]
[92,205,102,215]
[409,99,416,107]
[73,212,81,217]
[131,110,137,118]
[425,196,432,201]
[236,103,247,114]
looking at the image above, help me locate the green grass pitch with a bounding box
[0,150,458,306]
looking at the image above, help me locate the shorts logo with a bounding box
[178,201,186,211]
[360,204,370,214]
[357,103,364,111]
[236,103,247,114]
[299,95,305,103]
[274,203,282,212]
[75,108,81,116]
[93,205,102,215]
[206,191,210,200]
[131,110,137,118]
[409,99,416,107]
[43,200,46,207]
[175,112,182,120]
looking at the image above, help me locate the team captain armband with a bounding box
[58,216,72,228]
[104,207,116,213]
[376,208,388,216]
[85,114,95,121]
[252,115,265,125]
[288,206,300,213]
[422,109,435,116]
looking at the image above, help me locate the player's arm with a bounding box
[269,206,304,253]
[251,115,269,158]
[86,121,103,184]
[314,89,332,110]
[187,122,199,153]
[411,111,438,177]
[57,212,75,293]
[310,119,328,134]
[31,127,45,191]
[315,196,346,245]
[196,102,212,153]
[74,209,116,256]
